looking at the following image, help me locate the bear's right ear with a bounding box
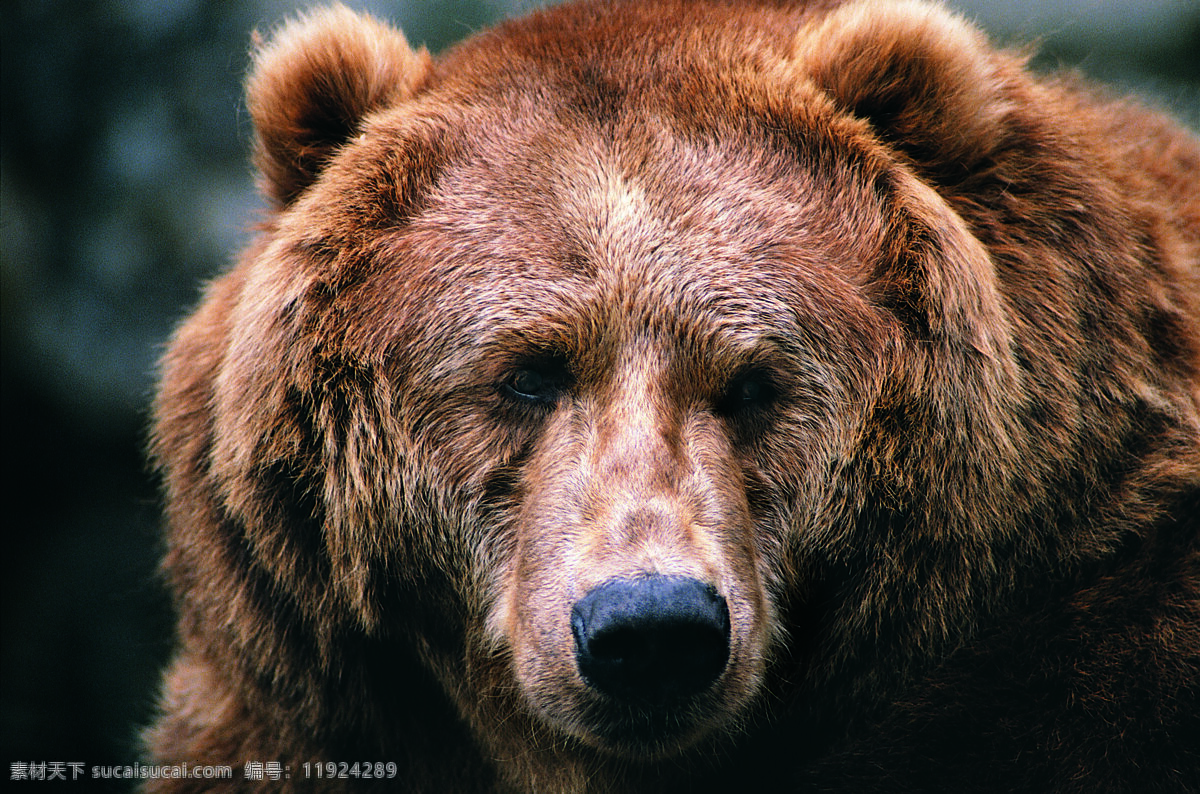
[247,4,432,207]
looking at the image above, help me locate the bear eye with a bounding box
[734,378,765,404]
[499,358,570,406]
[717,370,776,416]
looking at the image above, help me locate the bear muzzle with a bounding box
[571,575,731,704]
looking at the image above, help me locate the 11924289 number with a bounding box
[301,762,398,780]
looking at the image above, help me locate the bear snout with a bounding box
[571,576,730,704]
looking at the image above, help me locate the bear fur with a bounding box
[146,1,1200,791]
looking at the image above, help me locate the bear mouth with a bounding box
[574,692,732,757]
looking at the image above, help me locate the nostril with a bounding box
[572,576,730,703]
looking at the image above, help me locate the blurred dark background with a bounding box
[2,0,1196,788]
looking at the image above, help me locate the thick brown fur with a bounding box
[146,1,1200,791]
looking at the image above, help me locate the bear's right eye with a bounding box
[499,360,570,406]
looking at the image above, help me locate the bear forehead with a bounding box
[288,99,891,364]
[254,3,910,385]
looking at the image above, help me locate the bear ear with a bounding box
[794,0,1018,181]
[246,4,432,206]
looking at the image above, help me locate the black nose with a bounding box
[572,576,730,703]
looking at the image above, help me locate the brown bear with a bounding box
[146,1,1200,791]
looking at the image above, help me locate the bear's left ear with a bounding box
[247,4,432,206]
[794,0,1018,182]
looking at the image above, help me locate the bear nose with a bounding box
[571,576,730,703]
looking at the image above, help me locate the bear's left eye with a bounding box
[717,370,777,416]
